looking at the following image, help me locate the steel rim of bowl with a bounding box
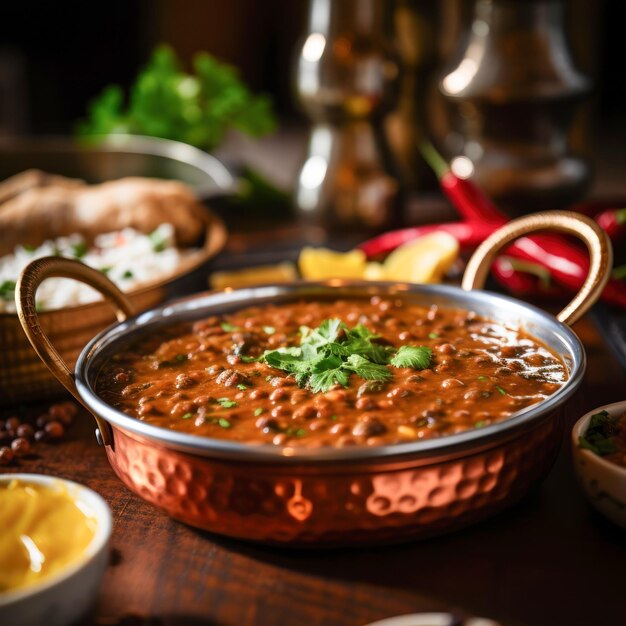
[75,280,585,464]
[0,473,112,605]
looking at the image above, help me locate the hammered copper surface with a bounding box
[106,411,561,545]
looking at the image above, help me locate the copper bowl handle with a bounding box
[461,210,613,326]
[16,256,135,445]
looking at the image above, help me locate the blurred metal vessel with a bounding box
[294,0,400,230]
[439,0,591,213]
[0,134,235,200]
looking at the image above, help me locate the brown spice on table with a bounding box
[0,401,77,466]
[97,297,567,448]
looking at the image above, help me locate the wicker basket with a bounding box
[1,213,226,406]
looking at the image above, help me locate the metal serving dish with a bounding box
[0,135,230,404]
[17,211,612,545]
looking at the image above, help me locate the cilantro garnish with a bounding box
[495,385,507,395]
[220,322,240,332]
[254,318,433,394]
[428,332,439,339]
[148,228,168,252]
[217,397,238,408]
[237,383,248,391]
[0,280,16,302]
[71,241,88,258]
[218,418,232,428]
[390,346,433,369]
[254,407,264,417]
[579,410,619,456]
[182,412,194,420]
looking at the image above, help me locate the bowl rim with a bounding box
[75,280,585,463]
[572,400,626,477]
[0,473,112,605]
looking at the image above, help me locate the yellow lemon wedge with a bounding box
[382,232,459,283]
[210,262,298,290]
[299,247,367,280]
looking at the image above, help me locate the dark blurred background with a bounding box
[0,0,624,197]
[1,1,622,129]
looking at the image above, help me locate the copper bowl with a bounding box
[16,211,613,545]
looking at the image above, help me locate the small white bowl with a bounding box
[572,400,626,529]
[0,473,112,626]
[363,614,501,626]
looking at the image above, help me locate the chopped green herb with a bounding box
[254,407,264,417]
[218,417,232,428]
[286,428,307,438]
[330,415,338,421]
[579,410,619,456]
[71,241,88,258]
[220,322,240,332]
[495,385,507,395]
[0,280,16,301]
[613,264,626,281]
[477,375,488,381]
[217,397,238,408]
[390,346,433,370]
[100,266,113,275]
[22,243,37,252]
[254,318,432,394]
[263,326,276,335]
[265,375,274,382]
[148,228,168,252]
[175,354,188,362]
[237,383,248,391]
[474,420,486,428]
[122,269,134,279]
[428,332,439,339]
[182,412,194,420]
[77,44,276,153]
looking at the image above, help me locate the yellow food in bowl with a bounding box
[0,480,97,592]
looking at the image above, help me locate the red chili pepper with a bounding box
[595,208,626,240]
[491,256,568,299]
[420,142,507,225]
[358,221,497,258]
[505,234,626,308]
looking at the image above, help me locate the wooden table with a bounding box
[6,301,625,626]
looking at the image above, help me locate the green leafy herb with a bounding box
[0,280,16,302]
[217,397,237,408]
[254,407,264,417]
[218,418,232,429]
[100,266,113,275]
[182,412,194,420]
[77,44,276,152]
[149,228,168,252]
[477,375,488,381]
[237,383,248,391]
[220,322,240,333]
[428,332,439,339]
[175,354,188,362]
[254,318,433,394]
[71,241,88,259]
[495,385,507,395]
[22,243,37,252]
[330,415,338,421]
[613,264,626,281]
[122,269,134,279]
[474,421,486,428]
[579,410,619,456]
[390,346,433,370]
[263,326,276,335]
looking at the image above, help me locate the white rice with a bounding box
[0,224,191,313]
